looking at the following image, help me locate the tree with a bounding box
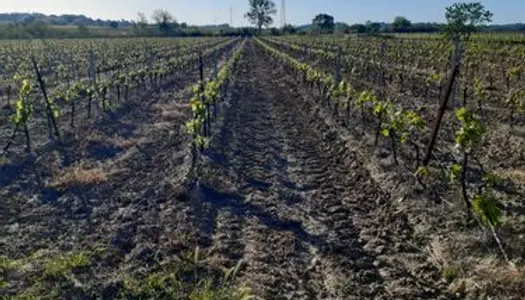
[411,22,440,33]
[137,12,148,27]
[443,2,493,41]
[392,16,412,32]
[134,12,148,35]
[335,22,350,34]
[312,14,335,33]
[152,9,174,34]
[77,24,89,36]
[270,27,281,36]
[109,21,119,28]
[365,21,381,33]
[282,24,297,34]
[245,0,277,31]
[349,23,367,34]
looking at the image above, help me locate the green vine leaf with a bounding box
[473,192,502,227]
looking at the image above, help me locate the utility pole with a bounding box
[230,5,233,26]
[281,0,286,27]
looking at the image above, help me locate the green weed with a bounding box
[0,256,23,273]
[43,252,91,278]
[443,266,459,282]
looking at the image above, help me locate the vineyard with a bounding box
[0,32,525,299]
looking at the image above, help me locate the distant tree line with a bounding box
[1,8,524,40]
[0,22,256,39]
[294,14,525,35]
[0,11,257,39]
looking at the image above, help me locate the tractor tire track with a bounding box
[193,40,449,299]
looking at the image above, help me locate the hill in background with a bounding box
[0,12,134,27]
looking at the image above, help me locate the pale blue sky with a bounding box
[1,0,522,26]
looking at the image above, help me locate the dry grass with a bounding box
[109,136,139,149]
[428,235,525,298]
[154,103,188,121]
[86,130,106,144]
[500,169,525,184]
[52,165,109,187]
[427,237,448,270]
[161,109,185,121]
[450,257,525,298]
[153,121,174,130]
[87,131,139,150]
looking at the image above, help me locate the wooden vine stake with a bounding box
[88,51,96,118]
[422,2,492,166]
[32,57,61,140]
[422,40,462,166]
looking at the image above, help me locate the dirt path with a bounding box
[192,41,450,299]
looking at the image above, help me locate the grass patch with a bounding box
[121,248,253,299]
[3,247,253,299]
[0,279,9,289]
[88,131,139,150]
[442,266,458,282]
[449,258,525,298]
[3,249,101,299]
[188,279,253,300]
[0,255,23,273]
[500,168,525,184]
[2,251,93,277]
[52,165,109,187]
[43,252,91,278]
[1,251,94,299]
[429,235,525,298]
[122,269,253,300]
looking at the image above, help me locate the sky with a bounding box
[0,0,522,26]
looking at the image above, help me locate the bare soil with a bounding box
[190,42,456,299]
[1,40,523,299]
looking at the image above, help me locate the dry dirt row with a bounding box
[191,41,453,299]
